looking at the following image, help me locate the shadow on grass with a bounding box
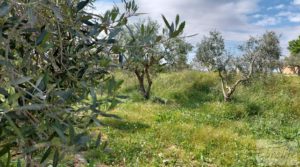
[220,98,264,121]
[170,82,221,108]
[103,119,150,133]
[121,85,139,94]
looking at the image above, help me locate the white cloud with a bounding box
[275,4,285,9]
[134,0,261,43]
[89,1,120,14]
[277,11,300,23]
[255,17,281,26]
[253,14,263,18]
[277,11,292,17]
[267,4,285,10]
[293,0,300,5]
[289,14,300,22]
[91,0,299,56]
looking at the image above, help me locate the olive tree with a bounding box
[194,30,247,102]
[118,16,186,99]
[0,0,137,166]
[194,31,227,72]
[195,30,281,102]
[255,31,281,73]
[238,31,281,75]
[163,37,193,71]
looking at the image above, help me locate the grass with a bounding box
[85,70,300,166]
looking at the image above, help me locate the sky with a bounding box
[92,0,300,57]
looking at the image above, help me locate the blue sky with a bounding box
[93,0,300,56]
[250,0,300,28]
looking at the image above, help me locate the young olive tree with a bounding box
[118,15,186,99]
[163,37,193,71]
[195,30,281,102]
[194,31,226,72]
[255,31,281,73]
[194,31,245,102]
[0,0,137,166]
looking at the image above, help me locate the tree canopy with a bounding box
[118,16,187,99]
[288,36,300,55]
[195,30,226,72]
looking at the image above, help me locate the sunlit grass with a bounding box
[86,71,300,166]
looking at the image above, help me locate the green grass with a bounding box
[86,71,300,166]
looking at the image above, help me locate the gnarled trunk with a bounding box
[219,57,255,102]
[134,68,152,100]
[219,72,244,102]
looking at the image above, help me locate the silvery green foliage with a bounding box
[239,31,281,74]
[163,37,193,71]
[195,31,281,101]
[117,16,186,99]
[0,0,137,166]
[195,30,229,72]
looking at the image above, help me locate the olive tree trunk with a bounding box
[134,68,152,100]
[219,58,255,102]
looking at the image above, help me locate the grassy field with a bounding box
[86,71,300,166]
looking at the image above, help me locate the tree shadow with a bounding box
[245,102,262,116]
[170,81,221,108]
[121,85,139,94]
[222,97,263,121]
[103,119,150,133]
